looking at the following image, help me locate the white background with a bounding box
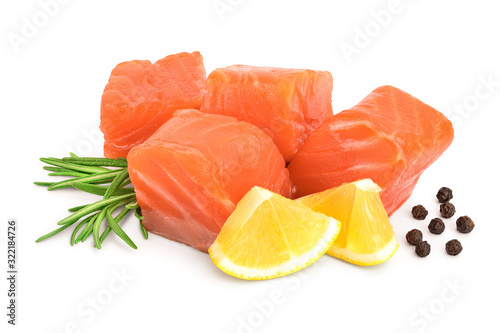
[1,1,499,332]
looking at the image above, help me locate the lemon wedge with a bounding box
[296,179,398,266]
[209,186,341,280]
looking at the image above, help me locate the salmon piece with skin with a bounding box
[100,51,207,158]
[200,65,333,161]
[127,109,292,253]
[288,85,454,216]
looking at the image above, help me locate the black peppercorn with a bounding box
[428,218,445,234]
[436,187,453,203]
[456,216,475,233]
[440,202,456,218]
[406,229,423,245]
[445,239,463,255]
[412,205,428,220]
[415,241,431,257]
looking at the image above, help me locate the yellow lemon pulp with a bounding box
[209,186,341,280]
[296,179,399,266]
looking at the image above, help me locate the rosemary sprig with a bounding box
[35,154,148,249]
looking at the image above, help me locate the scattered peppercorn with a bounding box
[406,229,423,245]
[428,218,445,234]
[415,241,431,257]
[412,205,428,220]
[440,202,456,218]
[456,216,475,233]
[436,187,453,203]
[445,239,463,255]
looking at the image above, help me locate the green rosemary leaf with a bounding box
[92,208,108,249]
[71,218,90,246]
[134,207,144,220]
[75,214,101,244]
[86,198,133,245]
[56,193,135,225]
[119,179,132,187]
[36,222,75,242]
[40,157,110,174]
[34,181,55,187]
[92,199,126,248]
[106,208,137,249]
[68,204,88,212]
[125,200,138,209]
[77,213,100,243]
[99,206,132,244]
[103,168,129,199]
[81,179,117,186]
[48,171,89,177]
[48,169,123,191]
[72,183,135,197]
[98,226,112,244]
[72,183,106,196]
[43,166,67,172]
[140,221,148,239]
[62,157,128,168]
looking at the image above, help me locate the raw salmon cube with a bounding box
[201,65,333,161]
[127,109,292,253]
[288,85,454,216]
[100,51,207,158]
